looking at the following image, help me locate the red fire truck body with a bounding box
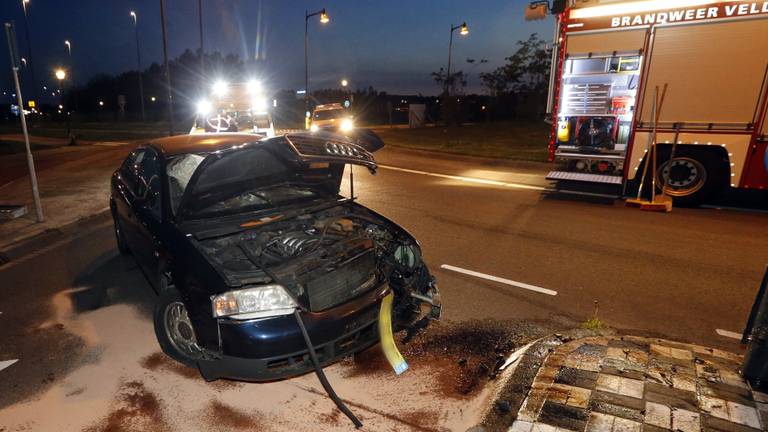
[546,0,768,203]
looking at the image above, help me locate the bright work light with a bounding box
[212,80,229,97]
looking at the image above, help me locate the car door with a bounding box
[131,147,165,288]
[114,149,145,254]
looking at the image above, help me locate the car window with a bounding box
[135,149,163,219]
[167,153,205,215]
[313,109,345,120]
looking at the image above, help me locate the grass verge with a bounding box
[375,121,550,162]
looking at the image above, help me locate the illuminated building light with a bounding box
[570,0,715,19]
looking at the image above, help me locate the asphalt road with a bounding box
[0,140,766,430]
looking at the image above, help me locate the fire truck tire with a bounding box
[654,149,728,206]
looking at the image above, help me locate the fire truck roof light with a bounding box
[570,0,714,19]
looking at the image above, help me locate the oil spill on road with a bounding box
[203,400,267,431]
[85,380,168,432]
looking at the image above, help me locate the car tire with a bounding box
[655,149,727,206]
[113,215,130,256]
[153,287,203,367]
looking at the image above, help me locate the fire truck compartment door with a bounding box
[566,28,646,56]
[640,18,768,126]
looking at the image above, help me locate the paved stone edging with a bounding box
[480,333,768,432]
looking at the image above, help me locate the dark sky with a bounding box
[1,0,553,98]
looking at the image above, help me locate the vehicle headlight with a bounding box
[212,285,297,319]
[252,98,268,112]
[310,123,319,132]
[196,99,212,116]
[340,118,354,132]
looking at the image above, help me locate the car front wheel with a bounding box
[153,287,203,367]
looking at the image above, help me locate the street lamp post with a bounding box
[304,8,329,126]
[159,0,175,135]
[445,22,469,95]
[63,39,78,111]
[130,11,146,121]
[20,0,36,99]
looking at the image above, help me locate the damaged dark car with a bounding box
[110,132,441,382]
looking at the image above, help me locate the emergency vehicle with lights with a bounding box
[543,0,768,204]
[192,80,275,137]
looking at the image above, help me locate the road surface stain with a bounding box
[140,352,198,379]
[85,380,168,432]
[203,400,267,431]
[343,320,520,399]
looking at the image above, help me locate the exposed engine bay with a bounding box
[196,201,441,327]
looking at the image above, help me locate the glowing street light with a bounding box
[304,7,330,123]
[54,69,66,81]
[151,96,156,102]
[99,100,104,107]
[341,79,348,87]
[445,22,469,95]
[64,39,71,56]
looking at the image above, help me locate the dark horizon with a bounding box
[1,0,553,100]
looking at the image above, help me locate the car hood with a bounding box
[176,132,379,222]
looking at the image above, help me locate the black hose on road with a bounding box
[293,310,363,428]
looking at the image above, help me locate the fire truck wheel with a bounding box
[655,150,727,206]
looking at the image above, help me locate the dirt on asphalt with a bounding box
[343,319,558,399]
[85,380,168,432]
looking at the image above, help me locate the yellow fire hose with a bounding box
[378,292,409,375]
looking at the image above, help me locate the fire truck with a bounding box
[541,0,768,204]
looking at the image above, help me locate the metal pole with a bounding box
[5,22,43,222]
[159,0,174,135]
[21,3,36,100]
[133,14,146,121]
[304,10,309,123]
[446,24,454,95]
[199,0,204,79]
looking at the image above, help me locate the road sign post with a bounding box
[5,22,43,222]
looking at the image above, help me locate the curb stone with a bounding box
[477,332,766,432]
[477,329,616,432]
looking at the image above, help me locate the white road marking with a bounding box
[440,264,558,296]
[715,329,743,340]
[377,165,548,191]
[0,359,18,372]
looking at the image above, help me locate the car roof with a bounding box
[148,133,263,157]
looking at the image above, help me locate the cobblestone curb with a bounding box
[479,334,767,432]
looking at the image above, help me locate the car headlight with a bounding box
[340,118,354,132]
[252,98,268,112]
[212,285,297,319]
[196,99,212,116]
[310,124,319,132]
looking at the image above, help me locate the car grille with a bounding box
[305,250,377,312]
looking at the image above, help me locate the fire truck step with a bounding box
[545,171,623,185]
